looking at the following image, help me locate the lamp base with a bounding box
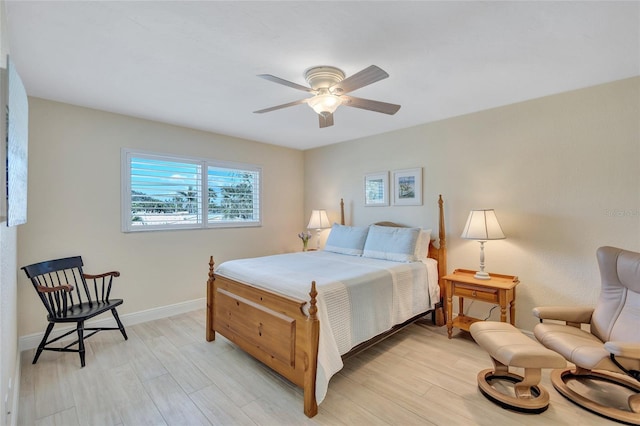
[474,271,491,280]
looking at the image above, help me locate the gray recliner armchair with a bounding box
[533,246,640,425]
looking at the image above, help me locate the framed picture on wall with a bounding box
[364,171,389,206]
[393,167,422,206]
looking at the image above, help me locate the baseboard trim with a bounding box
[18,297,205,351]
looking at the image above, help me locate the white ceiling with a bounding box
[5,1,640,150]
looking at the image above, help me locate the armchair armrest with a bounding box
[532,306,594,324]
[36,284,73,293]
[84,271,121,279]
[605,342,640,359]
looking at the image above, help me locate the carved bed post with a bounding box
[340,198,345,225]
[304,281,319,417]
[436,194,447,326]
[438,194,447,276]
[206,256,216,341]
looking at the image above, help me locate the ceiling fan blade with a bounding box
[253,99,308,114]
[329,65,389,94]
[257,74,315,92]
[318,113,334,128]
[341,95,401,115]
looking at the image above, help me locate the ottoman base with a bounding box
[477,368,550,413]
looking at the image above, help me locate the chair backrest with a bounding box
[22,256,108,320]
[591,246,640,342]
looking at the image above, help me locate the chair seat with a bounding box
[48,299,123,323]
[534,323,615,371]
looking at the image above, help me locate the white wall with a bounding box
[0,221,17,426]
[17,98,304,336]
[305,77,640,332]
[0,0,19,423]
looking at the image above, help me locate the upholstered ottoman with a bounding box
[470,321,566,413]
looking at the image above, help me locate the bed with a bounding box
[206,195,447,417]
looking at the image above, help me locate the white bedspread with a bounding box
[215,250,439,403]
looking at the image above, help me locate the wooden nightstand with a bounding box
[443,269,519,339]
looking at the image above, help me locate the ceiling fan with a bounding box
[253,65,401,128]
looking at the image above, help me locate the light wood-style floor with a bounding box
[18,310,619,425]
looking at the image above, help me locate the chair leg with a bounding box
[77,321,86,368]
[33,323,55,365]
[111,308,128,340]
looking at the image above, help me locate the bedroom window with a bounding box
[121,149,261,232]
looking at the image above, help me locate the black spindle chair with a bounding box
[22,256,128,367]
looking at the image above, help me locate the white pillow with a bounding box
[414,229,432,260]
[362,225,421,262]
[324,223,369,256]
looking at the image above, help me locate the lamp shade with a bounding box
[461,209,505,241]
[307,94,342,115]
[307,209,331,230]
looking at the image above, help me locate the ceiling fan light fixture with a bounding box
[308,93,341,115]
[256,65,400,128]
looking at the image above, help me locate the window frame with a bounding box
[121,148,262,232]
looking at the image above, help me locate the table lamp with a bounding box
[461,209,505,280]
[307,209,331,250]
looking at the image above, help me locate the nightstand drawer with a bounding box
[454,284,499,303]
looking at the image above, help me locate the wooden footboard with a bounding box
[206,257,320,417]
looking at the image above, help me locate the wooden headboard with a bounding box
[337,195,447,325]
[339,195,447,276]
